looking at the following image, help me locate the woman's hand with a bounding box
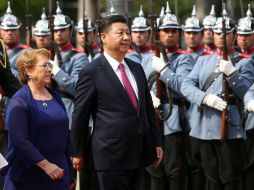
[37,159,64,180]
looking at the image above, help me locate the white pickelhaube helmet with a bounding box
[156,6,165,27]
[34,8,50,36]
[237,4,254,35]
[75,11,95,33]
[53,1,73,30]
[203,5,216,29]
[108,1,118,16]
[0,1,22,30]
[158,2,181,29]
[213,3,235,33]
[182,5,203,32]
[131,5,150,32]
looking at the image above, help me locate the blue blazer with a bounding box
[1,85,72,183]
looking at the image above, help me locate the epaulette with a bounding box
[148,49,155,54]
[239,53,250,59]
[200,50,213,56]
[177,49,188,54]
[128,48,136,53]
[72,48,83,53]
[19,44,30,49]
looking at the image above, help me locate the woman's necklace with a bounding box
[42,89,48,108]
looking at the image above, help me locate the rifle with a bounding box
[83,5,94,59]
[147,14,172,134]
[25,0,34,47]
[48,0,62,66]
[220,2,229,142]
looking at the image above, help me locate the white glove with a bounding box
[150,91,161,108]
[247,100,254,112]
[202,94,227,111]
[217,60,236,76]
[152,56,166,73]
[49,55,60,75]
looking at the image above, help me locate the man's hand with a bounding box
[150,91,161,108]
[49,55,60,75]
[72,156,84,172]
[152,56,167,73]
[202,94,227,111]
[153,147,163,168]
[217,59,236,76]
[247,100,254,112]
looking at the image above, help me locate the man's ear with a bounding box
[100,33,106,44]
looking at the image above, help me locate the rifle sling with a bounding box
[202,55,244,92]
[202,71,221,92]
[8,47,23,60]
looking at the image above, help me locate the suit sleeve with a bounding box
[71,68,96,156]
[6,98,45,169]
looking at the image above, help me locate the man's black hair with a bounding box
[98,15,128,34]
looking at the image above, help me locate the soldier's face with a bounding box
[203,29,214,46]
[131,31,150,48]
[100,22,131,56]
[214,32,234,50]
[54,28,71,46]
[76,31,95,47]
[0,29,20,47]
[184,31,202,49]
[34,35,51,49]
[159,28,179,48]
[236,34,254,51]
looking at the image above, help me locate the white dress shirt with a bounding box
[104,52,139,99]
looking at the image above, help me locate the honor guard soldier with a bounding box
[243,82,254,190]
[0,1,30,78]
[202,5,217,53]
[236,4,254,57]
[33,8,51,49]
[50,2,89,128]
[182,5,205,60]
[148,2,195,190]
[75,12,101,61]
[181,6,254,190]
[126,5,154,77]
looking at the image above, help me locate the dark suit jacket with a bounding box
[71,54,162,170]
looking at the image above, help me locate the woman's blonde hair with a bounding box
[17,48,50,84]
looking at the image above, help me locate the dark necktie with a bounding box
[119,63,138,111]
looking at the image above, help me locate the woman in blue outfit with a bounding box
[2,48,74,190]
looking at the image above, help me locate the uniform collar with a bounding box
[60,42,73,52]
[139,45,152,53]
[186,44,204,53]
[165,46,179,53]
[216,48,235,56]
[6,41,19,49]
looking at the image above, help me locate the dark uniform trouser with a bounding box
[245,129,254,190]
[199,139,245,190]
[147,132,188,190]
[188,136,206,190]
[0,131,8,189]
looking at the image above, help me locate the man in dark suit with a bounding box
[71,15,163,190]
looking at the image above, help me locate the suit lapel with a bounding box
[98,55,137,111]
